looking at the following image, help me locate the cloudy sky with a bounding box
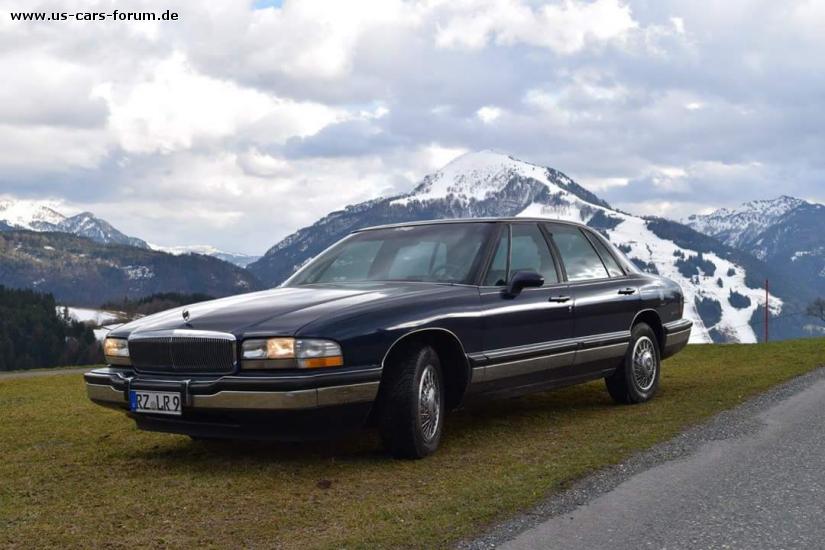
[1,0,823,254]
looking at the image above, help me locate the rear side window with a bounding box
[587,233,624,277]
[546,224,609,281]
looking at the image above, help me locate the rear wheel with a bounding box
[378,343,445,459]
[605,322,660,404]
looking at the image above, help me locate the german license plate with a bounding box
[129,390,182,416]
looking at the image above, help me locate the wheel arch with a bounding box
[630,309,664,351]
[380,328,471,410]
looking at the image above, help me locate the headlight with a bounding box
[241,338,343,369]
[103,337,131,366]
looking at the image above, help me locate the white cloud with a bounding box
[0,124,110,173]
[670,16,685,34]
[434,0,637,54]
[93,53,343,154]
[476,106,502,123]
[2,0,825,254]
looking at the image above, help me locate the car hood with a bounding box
[110,282,461,339]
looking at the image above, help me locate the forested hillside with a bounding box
[0,286,102,371]
[0,231,261,305]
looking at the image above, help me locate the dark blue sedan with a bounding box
[86,218,691,458]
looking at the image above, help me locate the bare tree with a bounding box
[807,298,825,323]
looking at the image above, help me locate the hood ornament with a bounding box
[182,309,190,322]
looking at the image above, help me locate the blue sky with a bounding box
[1,0,823,254]
[253,0,283,9]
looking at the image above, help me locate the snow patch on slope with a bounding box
[57,306,122,325]
[121,265,154,280]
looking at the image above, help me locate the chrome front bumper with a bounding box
[86,381,379,410]
[84,366,381,412]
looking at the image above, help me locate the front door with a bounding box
[475,223,575,389]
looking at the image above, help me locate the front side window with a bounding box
[510,224,559,284]
[483,224,559,286]
[483,231,509,286]
[288,223,493,285]
[546,224,609,281]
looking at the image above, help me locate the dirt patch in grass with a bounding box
[1,340,823,548]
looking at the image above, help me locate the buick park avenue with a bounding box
[86,218,692,458]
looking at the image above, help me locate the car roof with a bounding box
[355,217,591,232]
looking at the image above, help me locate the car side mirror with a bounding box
[505,270,544,297]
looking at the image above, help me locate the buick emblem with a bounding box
[182,309,190,322]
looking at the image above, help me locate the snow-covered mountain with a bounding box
[0,199,66,230]
[148,243,260,267]
[687,196,825,303]
[686,195,809,253]
[0,198,260,267]
[0,199,148,248]
[249,150,791,343]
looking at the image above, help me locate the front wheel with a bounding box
[377,344,445,459]
[605,323,661,404]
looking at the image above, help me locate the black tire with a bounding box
[377,343,445,459]
[605,322,661,404]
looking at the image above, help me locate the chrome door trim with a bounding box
[476,330,631,364]
[475,350,576,382]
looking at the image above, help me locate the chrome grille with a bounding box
[129,332,237,374]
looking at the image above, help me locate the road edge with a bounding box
[458,364,825,550]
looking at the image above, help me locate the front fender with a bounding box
[295,285,483,367]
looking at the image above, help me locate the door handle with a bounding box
[618,288,637,295]
[548,295,571,303]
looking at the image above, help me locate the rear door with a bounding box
[544,223,640,372]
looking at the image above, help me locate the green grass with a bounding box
[1,340,823,549]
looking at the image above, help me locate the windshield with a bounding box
[287,223,494,285]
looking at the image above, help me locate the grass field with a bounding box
[1,340,823,549]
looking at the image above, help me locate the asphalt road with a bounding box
[465,367,825,550]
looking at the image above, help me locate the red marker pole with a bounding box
[764,279,769,344]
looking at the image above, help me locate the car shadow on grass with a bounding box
[121,381,622,466]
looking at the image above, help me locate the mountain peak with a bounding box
[736,195,806,216]
[441,149,515,169]
[0,198,66,230]
[395,150,565,206]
